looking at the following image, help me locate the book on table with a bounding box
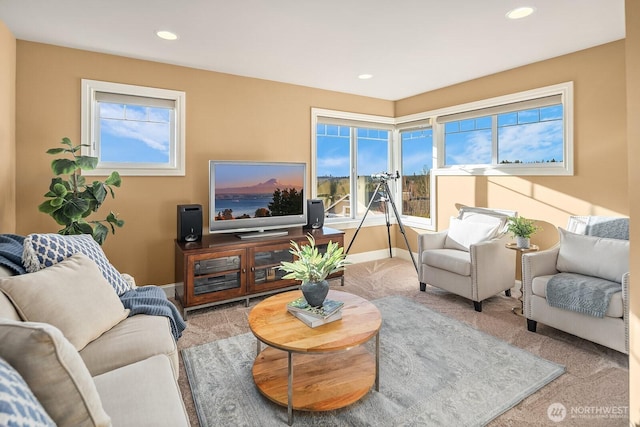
[292,310,342,328]
[286,297,344,319]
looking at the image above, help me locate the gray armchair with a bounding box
[522,216,629,354]
[417,207,517,312]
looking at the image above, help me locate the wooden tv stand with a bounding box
[174,227,345,318]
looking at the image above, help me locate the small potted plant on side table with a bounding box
[507,216,541,249]
[279,234,349,307]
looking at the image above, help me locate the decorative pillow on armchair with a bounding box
[22,233,131,295]
[444,217,501,251]
[556,227,629,283]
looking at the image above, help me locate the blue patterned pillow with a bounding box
[22,233,131,295]
[0,357,55,427]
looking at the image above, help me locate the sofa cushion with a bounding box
[556,228,629,283]
[0,356,56,427]
[23,233,131,295]
[444,217,500,252]
[93,354,190,427]
[80,314,179,379]
[0,289,20,321]
[0,320,111,427]
[531,274,624,318]
[0,253,129,350]
[423,249,471,276]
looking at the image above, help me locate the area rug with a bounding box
[182,295,564,426]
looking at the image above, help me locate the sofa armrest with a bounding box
[417,230,448,253]
[622,272,630,353]
[522,245,560,317]
[470,234,516,300]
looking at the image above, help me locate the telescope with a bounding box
[371,171,400,181]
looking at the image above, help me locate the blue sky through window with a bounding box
[99,102,171,163]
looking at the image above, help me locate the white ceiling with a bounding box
[0,0,626,101]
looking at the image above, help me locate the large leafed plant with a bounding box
[38,137,124,245]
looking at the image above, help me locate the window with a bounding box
[312,111,394,222]
[399,125,433,220]
[81,79,186,176]
[435,82,573,175]
[311,82,573,229]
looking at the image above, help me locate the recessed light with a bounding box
[358,74,373,80]
[156,30,178,41]
[506,6,535,20]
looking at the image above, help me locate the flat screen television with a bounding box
[209,161,307,238]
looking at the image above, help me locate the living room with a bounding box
[0,1,639,426]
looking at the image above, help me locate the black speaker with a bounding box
[177,204,203,242]
[305,199,324,229]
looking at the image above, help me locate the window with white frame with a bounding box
[312,82,573,229]
[312,111,394,221]
[398,121,433,220]
[81,79,186,176]
[434,82,572,175]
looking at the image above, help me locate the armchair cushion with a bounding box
[556,228,629,283]
[444,216,501,252]
[423,249,471,276]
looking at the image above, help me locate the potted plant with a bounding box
[38,137,124,245]
[279,234,349,307]
[507,216,541,249]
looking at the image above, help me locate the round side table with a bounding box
[505,243,539,316]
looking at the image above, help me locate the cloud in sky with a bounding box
[498,121,563,162]
[100,103,170,153]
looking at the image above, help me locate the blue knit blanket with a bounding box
[546,272,621,318]
[585,216,629,240]
[119,286,186,341]
[0,234,26,275]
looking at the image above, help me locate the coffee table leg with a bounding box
[287,351,293,425]
[375,331,380,392]
[256,339,261,356]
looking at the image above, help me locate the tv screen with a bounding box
[209,161,307,236]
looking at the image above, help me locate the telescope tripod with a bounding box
[346,177,418,275]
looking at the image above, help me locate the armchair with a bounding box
[417,207,517,312]
[522,217,629,354]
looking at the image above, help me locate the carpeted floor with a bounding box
[175,258,629,426]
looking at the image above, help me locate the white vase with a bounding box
[516,236,530,249]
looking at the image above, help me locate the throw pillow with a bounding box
[0,356,56,427]
[0,253,129,350]
[556,227,629,283]
[444,216,501,251]
[22,233,131,295]
[0,319,111,427]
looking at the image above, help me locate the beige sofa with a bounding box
[522,226,629,354]
[0,254,190,426]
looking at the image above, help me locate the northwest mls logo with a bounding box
[547,402,567,422]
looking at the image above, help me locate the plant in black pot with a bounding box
[38,137,124,245]
[506,216,541,249]
[279,234,348,307]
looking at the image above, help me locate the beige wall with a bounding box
[14,41,395,285]
[0,22,16,233]
[626,0,639,422]
[397,41,628,252]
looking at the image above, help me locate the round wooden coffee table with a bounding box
[248,289,382,425]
